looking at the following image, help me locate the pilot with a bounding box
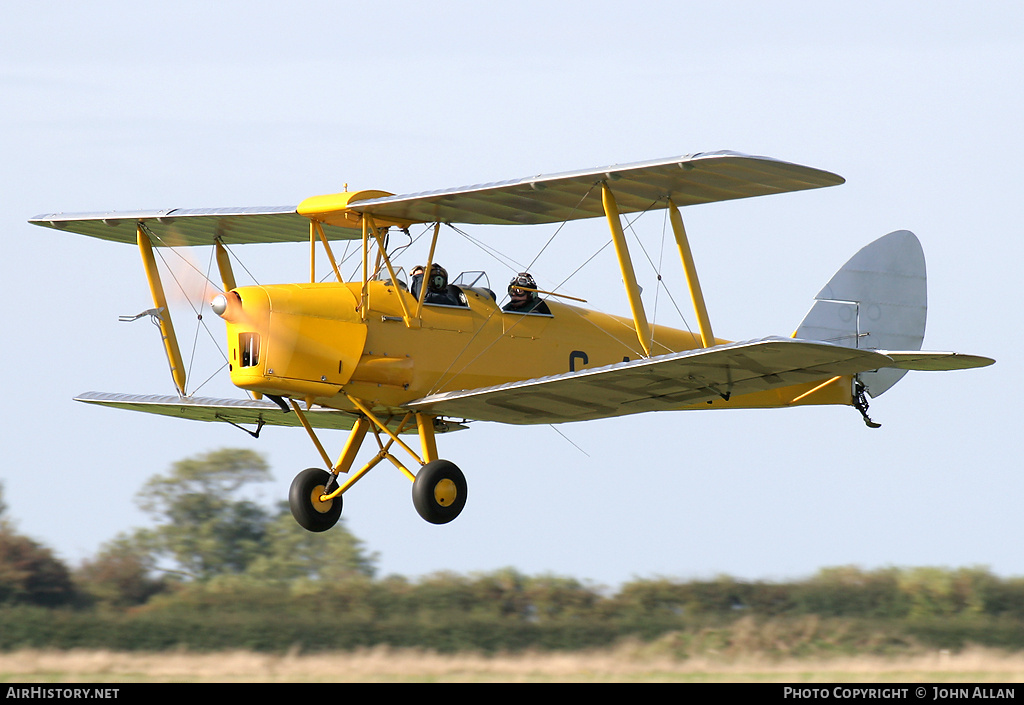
[502,272,551,315]
[413,263,462,306]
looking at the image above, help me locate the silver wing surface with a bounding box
[875,351,995,371]
[75,392,360,430]
[29,151,843,245]
[28,206,321,247]
[346,151,844,226]
[406,337,893,425]
[75,392,467,433]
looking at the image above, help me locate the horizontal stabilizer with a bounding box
[875,351,995,371]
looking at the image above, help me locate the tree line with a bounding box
[2,449,1023,654]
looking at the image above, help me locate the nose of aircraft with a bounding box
[210,291,245,322]
[210,293,228,316]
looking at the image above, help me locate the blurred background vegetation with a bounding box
[2,448,1022,657]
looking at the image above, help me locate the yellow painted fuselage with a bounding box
[221,280,852,419]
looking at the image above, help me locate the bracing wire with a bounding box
[548,424,591,458]
[619,202,695,341]
[439,194,681,389]
[651,207,668,332]
[183,244,218,386]
[144,225,253,396]
[189,362,231,396]
[427,187,680,392]
[425,184,608,393]
[446,223,528,274]
[151,245,229,397]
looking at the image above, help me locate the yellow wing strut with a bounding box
[668,199,715,348]
[214,240,237,292]
[414,222,442,320]
[310,220,344,284]
[602,183,653,357]
[137,225,187,396]
[364,214,415,327]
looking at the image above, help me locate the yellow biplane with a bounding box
[29,151,994,530]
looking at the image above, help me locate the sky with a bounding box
[1,1,1021,591]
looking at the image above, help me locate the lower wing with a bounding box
[406,337,898,424]
[74,392,466,434]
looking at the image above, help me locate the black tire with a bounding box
[412,460,467,525]
[289,467,343,532]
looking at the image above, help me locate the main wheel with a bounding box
[412,460,467,525]
[289,468,343,532]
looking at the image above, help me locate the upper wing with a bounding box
[406,337,891,425]
[346,151,844,226]
[29,151,843,245]
[28,206,323,247]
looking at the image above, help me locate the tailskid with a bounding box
[853,380,881,429]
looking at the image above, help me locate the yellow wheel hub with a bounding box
[310,484,333,514]
[433,479,458,507]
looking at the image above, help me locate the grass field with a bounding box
[2,646,1023,683]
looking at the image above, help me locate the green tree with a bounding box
[136,448,272,579]
[244,505,376,583]
[75,534,166,607]
[471,568,532,618]
[897,566,993,618]
[794,566,907,618]
[133,448,375,584]
[522,574,599,621]
[0,483,76,607]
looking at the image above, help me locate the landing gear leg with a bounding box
[286,398,470,529]
[287,411,369,532]
[411,413,468,524]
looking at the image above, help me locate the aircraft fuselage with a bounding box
[219,280,853,419]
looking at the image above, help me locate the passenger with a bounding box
[410,265,425,298]
[502,272,551,315]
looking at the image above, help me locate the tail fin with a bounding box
[795,230,926,398]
